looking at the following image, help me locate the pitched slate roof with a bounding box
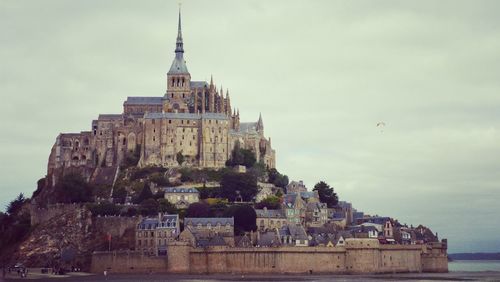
[300,191,318,200]
[190,81,208,88]
[164,187,199,194]
[280,224,308,241]
[365,216,391,225]
[283,194,298,208]
[168,56,189,74]
[258,231,280,247]
[124,97,163,105]
[184,217,234,227]
[306,202,327,211]
[138,214,179,230]
[144,112,228,121]
[98,114,123,120]
[235,235,252,247]
[255,209,285,219]
[239,122,258,133]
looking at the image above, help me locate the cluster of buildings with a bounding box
[135,180,439,256]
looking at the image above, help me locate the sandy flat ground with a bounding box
[3,271,500,281]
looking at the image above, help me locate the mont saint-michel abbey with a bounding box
[47,11,275,184]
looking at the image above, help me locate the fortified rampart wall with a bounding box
[91,239,448,274]
[30,203,87,226]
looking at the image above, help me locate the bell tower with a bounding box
[165,7,191,113]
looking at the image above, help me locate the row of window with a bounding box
[137,229,175,238]
[152,119,227,125]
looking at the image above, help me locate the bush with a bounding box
[133,183,153,204]
[255,196,281,209]
[130,166,166,181]
[158,198,177,214]
[121,145,141,169]
[226,142,256,168]
[223,204,257,235]
[139,199,159,216]
[220,172,258,202]
[53,173,94,203]
[176,151,185,165]
[268,168,289,189]
[198,186,223,199]
[87,202,121,216]
[186,202,210,218]
[149,172,170,186]
[179,168,230,183]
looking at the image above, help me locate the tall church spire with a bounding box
[175,6,184,56]
[168,5,189,75]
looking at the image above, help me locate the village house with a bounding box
[305,202,329,228]
[349,225,379,239]
[286,180,307,194]
[255,207,287,231]
[135,213,180,256]
[256,230,281,247]
[163,187,199,209]
[283,194,306,226]
[278,224,309,246]
[182,217,235,247]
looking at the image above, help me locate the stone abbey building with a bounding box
[47,10,276,185]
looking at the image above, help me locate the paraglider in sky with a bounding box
[377,122,386,132]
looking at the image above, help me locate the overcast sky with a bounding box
[1,0,499,253]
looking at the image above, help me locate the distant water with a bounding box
[449,260,500,272]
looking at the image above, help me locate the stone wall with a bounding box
[93,216,140,238]
[30,203,88,226]
[90,239,448,274]
[91,251,167,273]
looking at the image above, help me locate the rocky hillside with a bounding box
[13,205,135,271]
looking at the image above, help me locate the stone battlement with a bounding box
[91,239,448,274]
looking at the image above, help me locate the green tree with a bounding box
[226,142,256,168]
[248,161,266,181]
[112,187,127,204]
[186,202,210,218]
[268,168,289,189]
[313,181,338,208]
[139,198,160,216]
[176,151,185,165]
[157,198,177,214]
[134,182,153,204]
[223,205,257,235]
[53,173,94,203]
[255,195,281,209]
[220,172,258,202]
[6,193,26,215]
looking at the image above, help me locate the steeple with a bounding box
[175,6,184,56]
[257,112,264,132]
[168,6,189,75]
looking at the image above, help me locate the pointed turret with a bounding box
[257,113,264,133]
[226,89,231,115]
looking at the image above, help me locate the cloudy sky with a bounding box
[1,0,499,253]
